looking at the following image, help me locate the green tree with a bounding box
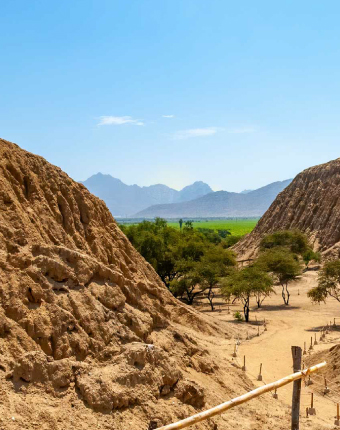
[217,229,231,239]
[169,263,199,304]
[196,228,222,244]
[257,248,302,305]
[308,260,340,304]
[121,218,211,291]
[121,218,180,288]
[171,246,236,309]
[221,235,243,248]
[220,266,274,322]
[195,247,236,311]
[179,218,183,230]
[184,220,194,230]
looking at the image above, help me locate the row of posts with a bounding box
[232,319,339,429]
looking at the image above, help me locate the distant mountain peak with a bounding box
[178,181,213,203]
[81,174,213,216]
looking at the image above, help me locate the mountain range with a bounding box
[135,179,293,218]
[82,174,292,218]
[81,173,212,216]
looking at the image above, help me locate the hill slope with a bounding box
[235,158,340,257]
[135,179,292,218]
[81,174,212,216]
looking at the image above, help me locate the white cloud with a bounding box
[162,115,175,118]
[173,127,219,140]
[98,116,144,126]
[227,127,255,134]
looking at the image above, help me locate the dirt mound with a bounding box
[235,158,340,258]
[307,343,340,390]
[1,138,285,430]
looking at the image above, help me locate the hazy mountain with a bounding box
[134,179,293,218]
[81,174,213,216]
[177,181,213,202]
[240,189,253,194]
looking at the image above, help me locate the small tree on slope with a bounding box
[308,260,340,304]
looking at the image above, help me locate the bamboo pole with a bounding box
[155,362,327,430]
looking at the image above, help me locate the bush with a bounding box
[260,230,310,255]
[234,311,244,321]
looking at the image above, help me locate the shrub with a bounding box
[234,311,244,321]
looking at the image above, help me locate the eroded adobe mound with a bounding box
[235,158,340,258]
[0,138,247,429]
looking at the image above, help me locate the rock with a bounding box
[175,380,205,407]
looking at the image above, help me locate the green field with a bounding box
[167,219,259,236]
[119,218,259,236]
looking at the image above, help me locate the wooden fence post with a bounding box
[291,346,302,430]
[242,355,246,371]
[324,377,330,394]
[308,393,316,415]
[335,403,340,426]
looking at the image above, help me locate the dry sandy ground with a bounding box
[194,270,340,430]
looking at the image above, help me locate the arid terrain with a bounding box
[0,138,339,430]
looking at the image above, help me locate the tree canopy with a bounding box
[256,247,301,305]
[221,266,274,321]
[260,230,320,269]
[260,230,310,255]
[120,218,236,309]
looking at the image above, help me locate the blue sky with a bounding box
[1,0,340,192]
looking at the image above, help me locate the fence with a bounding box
[155,357,326,430]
